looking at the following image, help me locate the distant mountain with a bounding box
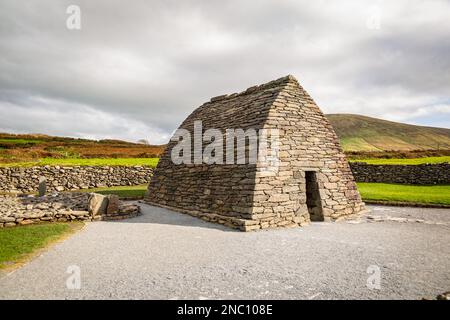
[326,114,450,152]
[1,114,449,162]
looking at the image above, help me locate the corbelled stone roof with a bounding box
[208,75,299,103]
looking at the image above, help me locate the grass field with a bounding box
[0,133,165,164]
[80,184,148,198]
[2,155,447,167]
[0,138,42,145]
[0,157,159,167]
[350,156,450,165]
[0,222,83,269]
[357,183,450,205]
[341,137,382,152]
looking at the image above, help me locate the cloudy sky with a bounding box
[0,0,449,144]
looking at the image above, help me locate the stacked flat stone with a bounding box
[350,162,450,185]
[145,75,366,231]
[0,193,141,227]
[0,165,153,194]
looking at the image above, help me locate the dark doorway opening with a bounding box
[305,171,324,221]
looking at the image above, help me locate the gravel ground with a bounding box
[0,204,449,300]
[367,205,450,224]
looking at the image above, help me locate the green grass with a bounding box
[3,155,448,167]
[81,184,148,199]
[45,146,81,158]
[0,157,159,167]
[0,138,42,145]
[357,183,450,205]
[340,137,383,152]
[350,156,450,165]
[0,222,82,269]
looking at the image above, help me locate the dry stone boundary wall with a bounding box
[0,193,141,228]
[0,165,154,194]
[350,162,450,185]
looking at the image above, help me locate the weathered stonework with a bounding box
[350,162,450,185]
[0,193,141,227]
[0,165,153,194]
[145,75,366,231]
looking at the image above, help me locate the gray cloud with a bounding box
[0,0,449,143]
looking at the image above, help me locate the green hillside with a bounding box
[1,114,449,163]
[326,114,450,152]
[0,133,164,164]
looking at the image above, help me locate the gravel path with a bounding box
[0,204,449,300]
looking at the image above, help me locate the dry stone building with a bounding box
[145,75,366,231]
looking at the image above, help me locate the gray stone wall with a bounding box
[350,162,450,185]
[0,165,153,194]
[0,193,140,227]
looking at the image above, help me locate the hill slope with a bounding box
[0,133,165,163]
[326,114,450,152]
[1,114,449,163]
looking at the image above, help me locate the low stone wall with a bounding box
[0,165,154,194]
[1,162,447,195]
[0,193,141,227]
[350,162,450,185]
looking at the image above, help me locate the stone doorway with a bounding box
[305,171,324,221]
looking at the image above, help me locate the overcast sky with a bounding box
[0,0,449,144]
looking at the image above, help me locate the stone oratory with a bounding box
[145,75,366,231]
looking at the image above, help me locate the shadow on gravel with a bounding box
[119,204,239,232]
